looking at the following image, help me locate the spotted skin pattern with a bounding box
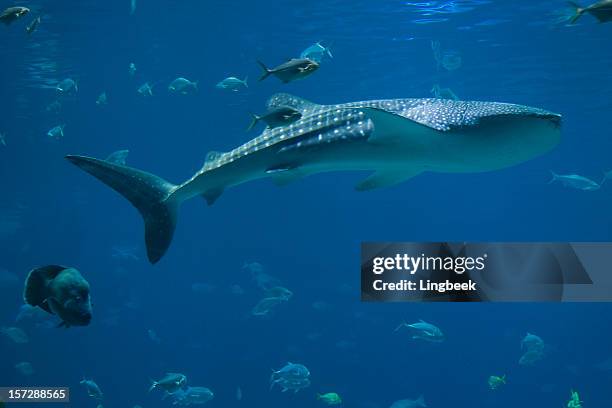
[199,93,560,175]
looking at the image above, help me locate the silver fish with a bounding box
[549,171,601,191]
[26,16,40,34]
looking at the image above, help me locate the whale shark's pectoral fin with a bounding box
[355,168,421,191]
[202,188,224,205]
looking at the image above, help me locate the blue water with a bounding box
[1,0,612,407]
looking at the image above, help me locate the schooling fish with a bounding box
[168,77,198,94]
[257,59,319,83]
[25,16,40,34]
[216,76,248,91]
[549,171,601,191]
[300,42,333,63]
[567,0,612,24]
[65,93,561,263]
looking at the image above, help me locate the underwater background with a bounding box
[1,0,612,407]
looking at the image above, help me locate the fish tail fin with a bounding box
[326,42,333,58]
[548,170,558,184]
[416,394,427,407]
[599,172,608,186]
[257,60,272,81]
[566,1,584,24]
[243,76,248,87]
[194,81,199,91]
[393,321,405,332]
[246,113,260,132]
[316,393,322,400]
[148,380,157,392]
[65,155,181,264]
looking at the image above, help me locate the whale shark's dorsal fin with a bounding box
[266,93,320,113]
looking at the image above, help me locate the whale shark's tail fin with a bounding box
[65,155,179,264]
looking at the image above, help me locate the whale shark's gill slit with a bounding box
[276,118,374,154]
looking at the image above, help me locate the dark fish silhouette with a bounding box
[257,58,319,83]
[567,0,612,24]
[26,16,40,34]
[247,106,302,132]
[0,6,29,25]
[24,265,93,327]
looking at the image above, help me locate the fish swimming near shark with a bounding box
[566,0,612,24]
[65,93,561,263]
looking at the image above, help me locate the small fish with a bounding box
[300,42,333,63]
[0,326,29,343]
[317,392,342,405]
[521,332,544,350]
[389,395,427,408]
[216,76,248,91]
[0,7,30,25]
[264,286,293,300]
[394,319,444,343]
[46,100,62,113]
[147,328,161,344]
[80,379,103,400]
[15,362,34,376]
[47,125,65,139]
[26,16,40,34]
[96,92,108,106]
[149,372,187,394]
[246,106,302,131]
[129,62,137,76]
[168,77,198,94]
[236,386,242,401]
[567,0,612,24]
[0,132,6,146]
[431,84,458,101]
[549,171,601,191]
[105,149,129,165]
[137,82,153,96]
[251,297,286,316]
[488,375,506,390]
[257,58,319,83]
[56,78,78,94]
[130,0,137,15]
[567,389,583,408]
[171,386,214,406]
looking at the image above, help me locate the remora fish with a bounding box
[65,93,561,263]
[257,59,319,83]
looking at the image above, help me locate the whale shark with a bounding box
[66,93,561,263]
